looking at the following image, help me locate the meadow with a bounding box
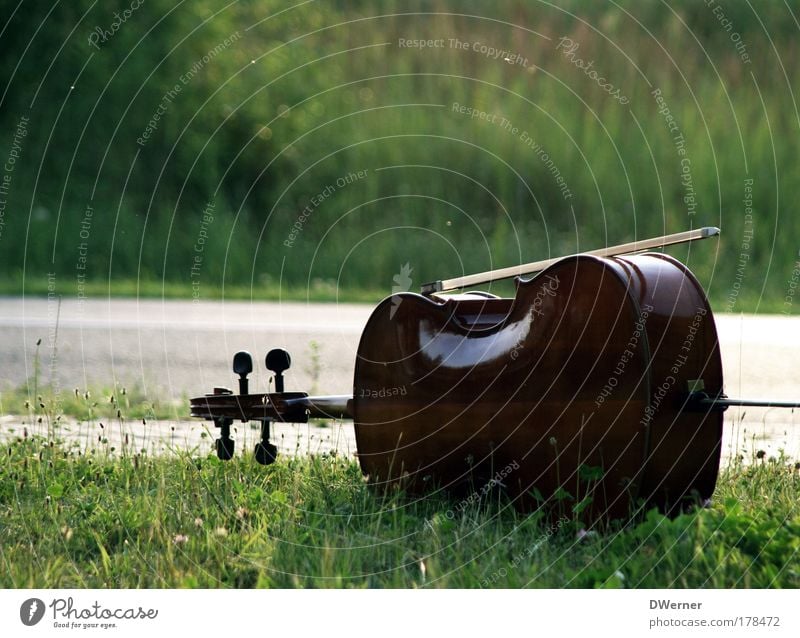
[2,432,798,588]
[1,383,799,588]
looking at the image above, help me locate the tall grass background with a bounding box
[0,0,797,310]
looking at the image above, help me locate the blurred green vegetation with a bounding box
[0,0,798,311]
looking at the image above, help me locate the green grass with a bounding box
[0,382,183,423]
[0,342,184,423]
[2,317,798,589]
[2,275,794,315]
[1,434,798,588]
[0,277,387,305]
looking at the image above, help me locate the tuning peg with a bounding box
[257,348,290,466]
[255,440,278,466]
[216,435,235,460]
[265,348,291,393]
[232,351,253,395]
[212,387,235,460]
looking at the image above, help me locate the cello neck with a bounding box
[288,395,353,419]
[420,226,720,294]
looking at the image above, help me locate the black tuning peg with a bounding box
[255,349,290,467]
[232,351,253,395]
[212,386,235,460]
[265,348,291,393]
[254,440,278,466]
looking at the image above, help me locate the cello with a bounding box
[190,227,800,521]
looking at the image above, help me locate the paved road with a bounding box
[0,296,371,397]
[1,296,798,461]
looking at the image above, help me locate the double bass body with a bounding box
[353,253,723,519]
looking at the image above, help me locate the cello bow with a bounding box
[420,226,720,294]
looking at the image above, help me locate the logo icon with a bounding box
[390,262,413,319]
[20,598,46,626]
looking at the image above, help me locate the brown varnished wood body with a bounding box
[617,253,723,514]
[352,254,723,520]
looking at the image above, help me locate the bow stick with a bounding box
[420,226,720,295]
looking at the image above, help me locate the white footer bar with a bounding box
[1,589,796,637]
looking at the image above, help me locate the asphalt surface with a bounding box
[0,296,798,461]
[0,296,371,397]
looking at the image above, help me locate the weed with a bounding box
[0,434,796,588]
